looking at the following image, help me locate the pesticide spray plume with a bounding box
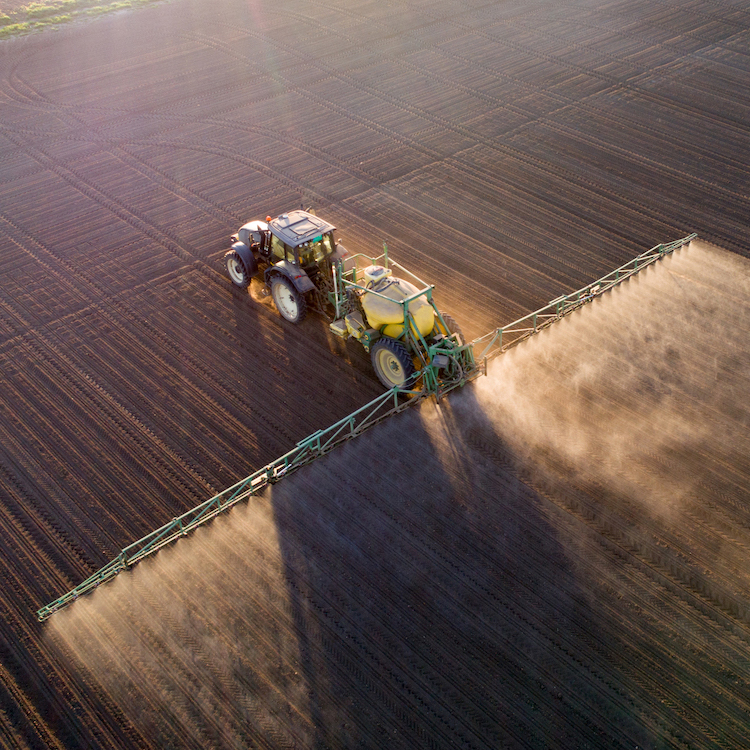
[48,498,317,749]
[46,239,750,747]
[471,240,749,517]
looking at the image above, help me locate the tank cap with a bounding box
[363,265,392,287]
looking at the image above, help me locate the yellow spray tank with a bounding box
[359,265,435,339]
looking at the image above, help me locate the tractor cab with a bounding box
[226,210,343,325]
[267,210,337,270]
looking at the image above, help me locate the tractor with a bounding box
[225,209,475,392]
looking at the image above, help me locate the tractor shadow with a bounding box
[230,275,380,394]
[268,385,648,749]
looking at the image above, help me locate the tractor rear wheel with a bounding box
[371,338,415,389]
[270,276,307,324]
[226,251,250,288]
[438,311,465,346]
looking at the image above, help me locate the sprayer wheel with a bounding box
[371,338,416,389]
[438,311,465,346]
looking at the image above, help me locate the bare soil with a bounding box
[0,0,749,747]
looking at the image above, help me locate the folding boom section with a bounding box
[468,234,696,366]
[36,387,413,621]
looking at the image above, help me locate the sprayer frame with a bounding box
[329,243,476,394]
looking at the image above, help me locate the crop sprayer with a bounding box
[36,219,696,621]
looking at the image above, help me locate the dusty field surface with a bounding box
[48,241,750,750]
[0,0,748,747]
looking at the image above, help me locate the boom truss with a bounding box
[37,233,695,621]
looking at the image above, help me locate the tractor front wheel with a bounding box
[371,338,415,389]
[226,251,250,288]
[270,276,307,324]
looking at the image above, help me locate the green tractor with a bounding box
[225,209,475,393]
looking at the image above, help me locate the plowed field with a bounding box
[1,0,749,748]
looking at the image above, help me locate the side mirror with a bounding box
[332,243,349,261]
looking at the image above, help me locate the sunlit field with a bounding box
[1,0,749,746]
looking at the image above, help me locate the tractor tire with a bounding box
[225,251,250,288]
[438,311,465,346]
[270,275,307,324]
[371,338,416,389]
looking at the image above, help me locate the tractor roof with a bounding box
[268,210,336,248]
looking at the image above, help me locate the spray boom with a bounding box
[36,233,696,621]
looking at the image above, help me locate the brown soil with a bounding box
[1,0,749,747]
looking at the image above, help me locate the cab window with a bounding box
[270,235,293,262]
[319,232,334,257]
[298,233,334,266]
